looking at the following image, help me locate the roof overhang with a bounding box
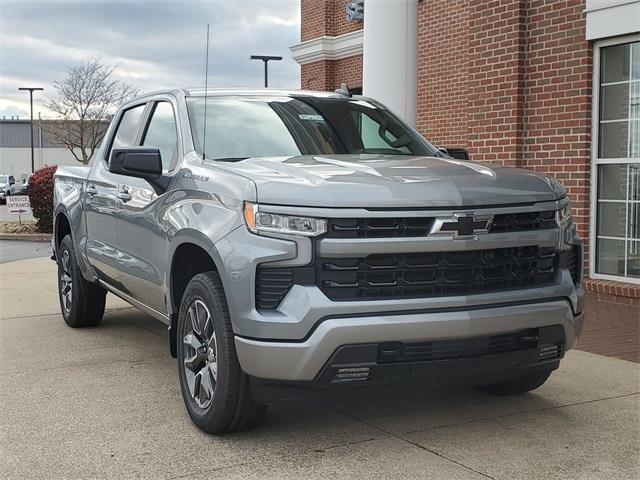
[290,30,363,65]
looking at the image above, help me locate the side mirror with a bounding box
[109,147,170,194]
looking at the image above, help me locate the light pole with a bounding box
[18,87,44,173]
[250,55,282,88]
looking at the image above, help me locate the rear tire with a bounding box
[476,370,553,396]
[177,271,267,434]
[57,235,106,327]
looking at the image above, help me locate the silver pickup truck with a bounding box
[53,88,584,434]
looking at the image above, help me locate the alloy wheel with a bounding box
[182,299,218,409]
[60,249,73,314]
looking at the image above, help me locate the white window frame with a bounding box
[590,33,640,284]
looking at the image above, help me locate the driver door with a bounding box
[85,103,146,284]
[115,100,179,313]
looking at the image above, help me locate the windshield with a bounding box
[187,96,438,160]
[0,176,7,184]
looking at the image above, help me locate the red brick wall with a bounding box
[467,0,528,166]
[521,0,592,266]
[299,1,363,91]
[417,0,470,148]
[301,0,362,41]
[301,0,333,42]
[301,56,362,91]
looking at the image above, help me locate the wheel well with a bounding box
[55,213,72,249]
[170,243,217,314]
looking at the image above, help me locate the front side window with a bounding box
[142,102,178,171]
[595,40,640,280]
[187,96,437,160]
[109,104,146,159]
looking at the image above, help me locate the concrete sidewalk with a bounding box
[1,258,639,479]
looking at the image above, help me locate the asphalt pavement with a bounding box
[0,240,50,263]
[0,258,639,479]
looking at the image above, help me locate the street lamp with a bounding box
[18,87,44,173]
[250,55,282,88]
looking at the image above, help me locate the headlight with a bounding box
[243,202,327,237]
[556,201,573,230]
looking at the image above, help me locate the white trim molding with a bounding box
[290,30,363,65]
[589,33,640,284]
[585,0,640,41]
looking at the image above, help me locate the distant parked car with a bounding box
[0,175,21,204]
[19,174,32,195]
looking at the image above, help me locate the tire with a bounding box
[476,370,553,396]
[57,235,106,327]
[177,272,267,434]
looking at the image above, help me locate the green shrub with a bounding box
[27,165,57,233]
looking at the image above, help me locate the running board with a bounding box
[97,279,170,325]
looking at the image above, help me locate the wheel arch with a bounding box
[167,231,226,357]
[54,210,72,252]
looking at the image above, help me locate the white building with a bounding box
[0,119,91,179]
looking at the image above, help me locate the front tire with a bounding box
[57,235,106,327]
[177,272,266,434]
[476,370,553,396]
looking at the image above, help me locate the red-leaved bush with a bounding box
[27,165,57,233]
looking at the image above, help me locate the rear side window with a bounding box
[142,102,178,171]
[109,104,146,159]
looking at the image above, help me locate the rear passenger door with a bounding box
[115,100,180,313]
[85,103,146,284]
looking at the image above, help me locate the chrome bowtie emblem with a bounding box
[429,213,494,238]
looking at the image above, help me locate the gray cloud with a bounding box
[0,0,301,118]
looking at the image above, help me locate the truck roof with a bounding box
[127,88,364,103]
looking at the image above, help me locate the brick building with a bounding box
[291,0,640,303]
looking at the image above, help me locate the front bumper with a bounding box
[235,299,583,382]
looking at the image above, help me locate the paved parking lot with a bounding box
[1,257,639,479]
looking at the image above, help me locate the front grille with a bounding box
[326,217,434,238]
[318,246,557,301]
[491,210,556,233]
[376,327,564,364]
[324,211,557,238]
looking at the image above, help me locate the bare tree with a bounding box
[43,58,138,164]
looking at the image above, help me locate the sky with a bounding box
[0,0,301,119]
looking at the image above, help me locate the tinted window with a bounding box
[142,102,178,170]
[110,104,145,157]
[187,96,436,160]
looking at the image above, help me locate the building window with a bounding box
[593,37,640,282]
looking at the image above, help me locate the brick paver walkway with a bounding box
[576,294,640,363]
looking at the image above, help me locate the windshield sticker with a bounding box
[298,114,324,121]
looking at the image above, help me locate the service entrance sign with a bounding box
[7,195,31,214]
[6,195,32,225]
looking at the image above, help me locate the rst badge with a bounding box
[429,213,494,239]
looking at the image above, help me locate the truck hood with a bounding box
[211,154,564,208]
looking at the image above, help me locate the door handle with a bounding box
[117,189,131,202]
[86,184,97,196]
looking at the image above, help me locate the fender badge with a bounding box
[183,172,209,182]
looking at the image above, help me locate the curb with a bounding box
[0,233,52,242]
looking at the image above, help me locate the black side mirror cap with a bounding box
[437,147,470,161]
[109,147,170,194]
